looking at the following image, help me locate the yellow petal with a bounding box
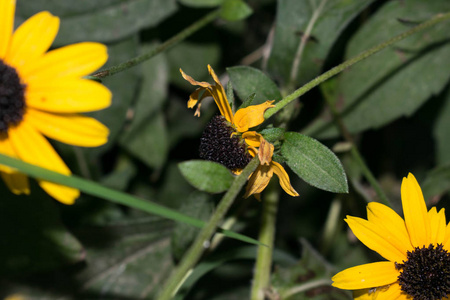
[244,164,273,198]
[429,207,446,245]
[271,161,299,197]
[207,65,234,124]
[0,0,15,58]
[0,133,19,173]
[5,11,59,72]
[8,121,79,204]
[444,222,450,250]
[374,283,404,300]
[331,261,398,290]
[346,216,407,262]
[24,42,108,80]
[366,202,413,255]
[353,289,376,300]
[187,88,212,117]
[242,131,262,148]
[401,173,430,247]
[26,78,112,113]
[180,68,211,88]
[258,138,274,165]
[26,109,109,147]
[1,172,30,195]
[233,100,275,132]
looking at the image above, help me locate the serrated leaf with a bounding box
[179,160,234,193]
[220,0,253,22]
[307,0,450,138]
[119,43,169,169]
[267,0,375,86]
[16,0,177,45]
[281,132,348,193]
[227,66,282,105]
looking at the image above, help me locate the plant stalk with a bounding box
[157,157,260,300]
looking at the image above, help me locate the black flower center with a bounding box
[396,244,450,300]
[199,115,252,171]
[0,59,26,134]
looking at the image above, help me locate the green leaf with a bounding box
[307,0,450,138]
[119,43,169,169]
[227,66,282,105]
[220,0,253,22]
[260,127,286,144]
[16,0,178,45]
[422,164,450,201]
[267,0,375,86]
[281,132,348,193]
[0,186,83,276]
[179,160,235,193]
[179,0,223,8]
[433,86,450,165]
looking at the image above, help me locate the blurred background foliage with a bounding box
[2,0,450,299]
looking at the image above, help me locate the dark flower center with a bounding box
[199,115,252,171]
[0,59,26,134]
[396,244,450,300]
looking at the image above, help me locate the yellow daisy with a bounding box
[0,0,111,204]
[180,65,298,198]
[332,173,450,300]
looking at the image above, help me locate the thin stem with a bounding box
[157,157,260,300]
[93,9,220,78]
[281,278,332,299]
[250,183,279,300]
[288,0,327,89]
[264,11,450,120]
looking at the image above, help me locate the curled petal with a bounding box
[258,138,274,165]
[233,100,275,132]
[271,161,299,197]
[180,68,211,88]
[244,164,273,198]
[331,261,398,290]
[207,65,233,123]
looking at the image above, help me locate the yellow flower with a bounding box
[0,0,111,204]
[180,65,298,198]
[332,173,450,300]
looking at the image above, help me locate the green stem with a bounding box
[250,183,279,300]
[264,11,450,120]
[157,157,260,300]
[93,9,220,78]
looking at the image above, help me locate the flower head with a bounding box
[180,65,298,198]
[0,0,111,204]
[332,173,450,300]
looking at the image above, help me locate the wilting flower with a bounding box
[0,0,111,204]
[332,173,450,300]
[180,65,298,198]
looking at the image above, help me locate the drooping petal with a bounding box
[346,216,407,262]
[5,11,59,72]
[8,122,79,204]
[207,65,234,124]
[428,207,446,245]
[26,109,109,147]
[1,172,30,195]
[0,133,19,173]
[244,164,273,198]
[26,78,111,113]
[331,261,398,290]
[401,173,430,247]
[271,161,299,197]
[233,101,275,132]
[187,88,212,117]
[242,131,262,148]
[366,202,413,255]
[23,42,108,80]
[0,0,15,58]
